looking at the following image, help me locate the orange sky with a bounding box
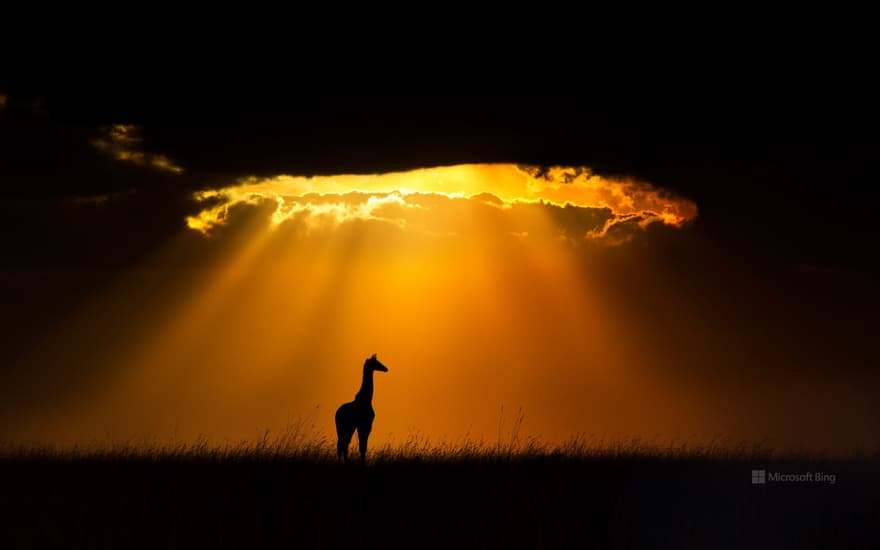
[6,164,877,454]
[184,164,696,237]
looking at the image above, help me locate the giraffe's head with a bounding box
[365,353,389,372]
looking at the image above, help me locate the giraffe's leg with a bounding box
[336,404,356,464]
[337,427,354,464]
[357,421,373,465]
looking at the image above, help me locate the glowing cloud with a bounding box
[186,164,696,244]
[93,124,184,174]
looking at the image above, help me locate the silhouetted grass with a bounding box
[1,423,878,549]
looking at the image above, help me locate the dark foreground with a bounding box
[0,452,877,549]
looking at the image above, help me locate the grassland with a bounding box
[1,425,877,549]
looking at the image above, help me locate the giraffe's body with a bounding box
[335,354,388,464]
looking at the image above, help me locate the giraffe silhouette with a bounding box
[335,354,389,464]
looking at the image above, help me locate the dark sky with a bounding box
[1,85,878,449]
[7,85,878,266]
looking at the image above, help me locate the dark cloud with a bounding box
[92,124,184,174]
[4,86,872,272]
[0,93,210,270]
[0,95,185,197]
[1,86,875,293]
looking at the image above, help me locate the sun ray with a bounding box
[22,162,707,447]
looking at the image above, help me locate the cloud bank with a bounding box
[186,164,697,244]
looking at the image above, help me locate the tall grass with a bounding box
[3,409,862,463]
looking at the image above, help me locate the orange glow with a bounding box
[185,164,697,241]
[10,160,877,454]
[7,163,709,450]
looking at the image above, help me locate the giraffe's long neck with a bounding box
[356,367,374,403]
